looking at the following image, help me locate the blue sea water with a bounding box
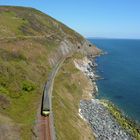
[89,39,140,123]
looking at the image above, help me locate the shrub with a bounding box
[0,86,9,95]
[22,81,35,92]
[0,77,7,87]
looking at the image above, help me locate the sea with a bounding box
[89,39,140,123]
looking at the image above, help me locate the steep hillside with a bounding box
[0,6,101,139]
[0,6,83,41]
[53,53,96,140]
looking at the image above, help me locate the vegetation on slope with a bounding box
[0,38,56,139]
[100,100,140,140]
[0,6,85,139]
[53,53,95,140]
[0,6,84,43]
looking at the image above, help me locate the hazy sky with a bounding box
[0,0,140,39]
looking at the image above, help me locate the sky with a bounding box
[0,0,140,39]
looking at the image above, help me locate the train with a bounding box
[41,83,50,116]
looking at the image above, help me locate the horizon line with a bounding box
[86,37,140,40]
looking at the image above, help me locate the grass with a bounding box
[0,6,84,42]
[52,55,95,140]
[0,6,87,139]
[0,37,61,138]
[0,11,28,37]
[0,86,9,95]
[100,99,140,140]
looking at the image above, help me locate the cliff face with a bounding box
[0,6,101,139]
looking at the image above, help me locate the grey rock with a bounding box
[79,99,135,140]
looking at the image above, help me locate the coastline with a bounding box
[74,55,140,140]
[100,99,140,139]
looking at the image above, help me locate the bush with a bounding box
[22,81,35,92]
[0,86,9,95]
[0,77,7,87]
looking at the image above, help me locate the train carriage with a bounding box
[41,83,50,116]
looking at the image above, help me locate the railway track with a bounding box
[0,33,72,140]
[38,57,67,140]
[40,116,51,140]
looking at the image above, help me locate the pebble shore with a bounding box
[80,99,134,140]
[74,57,135,140]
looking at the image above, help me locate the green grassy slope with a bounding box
[0,6,85,139]
[0,6,83,42]
[53,54,95,140]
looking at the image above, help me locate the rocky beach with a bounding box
[80,99,134,140]
[74,56,139,140]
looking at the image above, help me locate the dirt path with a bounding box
[0,113,20,140]
[0,34,53,41]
